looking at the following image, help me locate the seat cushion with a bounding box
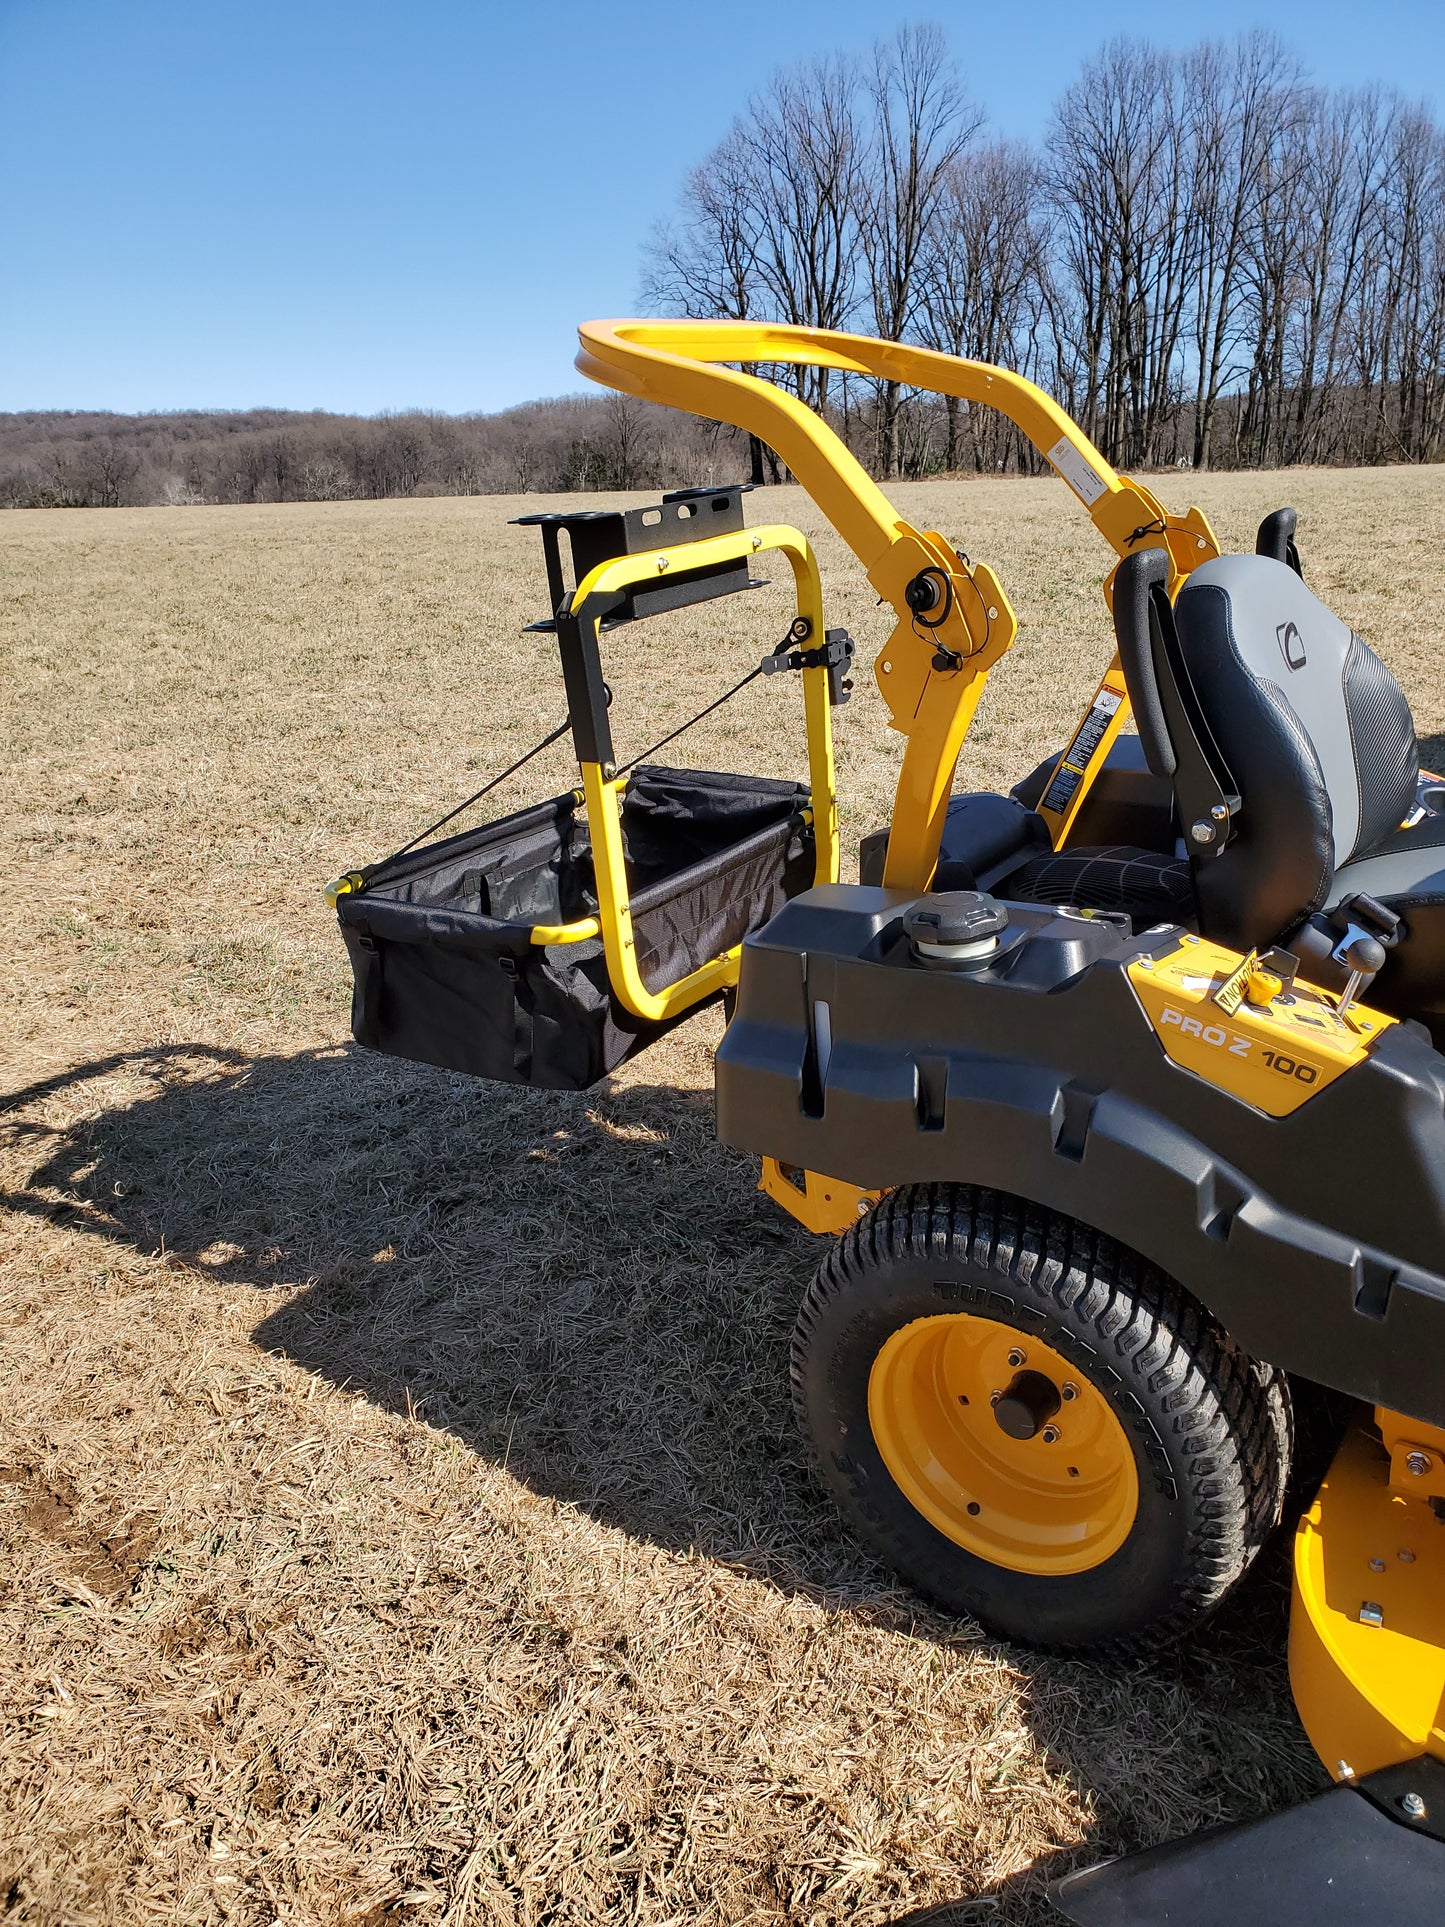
[1002,844,1195,926]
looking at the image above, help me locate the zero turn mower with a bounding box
[328,320,1445,1921]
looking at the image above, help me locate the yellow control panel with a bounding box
[1127,936,1396,1117]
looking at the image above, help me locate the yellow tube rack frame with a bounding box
[546,520,840,1024]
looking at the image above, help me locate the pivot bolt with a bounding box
[1401,1791,1427,1821]
[1406,1451,1433,1477]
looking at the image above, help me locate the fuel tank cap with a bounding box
[903,890,1009,967]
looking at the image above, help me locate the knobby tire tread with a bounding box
[790,1182,1292,1656]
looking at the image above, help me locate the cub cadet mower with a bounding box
[328,320,1445,1921]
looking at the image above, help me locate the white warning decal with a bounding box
[1046,436,1108,507]
[1040,687,1123,815]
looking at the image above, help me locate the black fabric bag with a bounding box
[336,765,814,1090]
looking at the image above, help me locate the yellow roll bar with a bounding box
[577,319,1221,883]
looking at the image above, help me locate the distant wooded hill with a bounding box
[0,393,749,509]
[6,367,1438,513]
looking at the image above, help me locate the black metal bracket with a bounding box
[1355,1754,1445,1844]
[1146,575,1243,858]
[514,484,763,631]
[553,590,624,770]
[761,623,856,706]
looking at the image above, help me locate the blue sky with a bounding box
[2,0,1441,415]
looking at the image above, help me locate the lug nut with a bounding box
[1369,1557,1386,1573]
[1061,1383,1078,1402]
[1007,1348,1027,1368]
[1041,1425,1061,1445]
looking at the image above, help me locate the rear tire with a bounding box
[791,1183,1291,1654]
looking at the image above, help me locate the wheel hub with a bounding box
[867,1312,1139,1576]
[993,1367,1063,1441]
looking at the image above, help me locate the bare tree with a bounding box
[267,432,298,501]
[1391,115,1445,459]
[919,141,1048,469]
[596,392,656,489]
[860,24,983,476]
[641,128,772,480]
[737,55,865,412]
[1185,33,1301,469]
[80,437,141,508]
[641,127,762,324]
[1048,40,1202,467]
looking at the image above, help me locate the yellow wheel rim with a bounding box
[867,1313,1139,1576]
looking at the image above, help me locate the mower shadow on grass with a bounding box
[2,1040,1324,1918]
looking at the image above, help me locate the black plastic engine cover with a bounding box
[715,883,1445,1426]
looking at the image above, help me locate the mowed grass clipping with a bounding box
[4,469,1444,1926]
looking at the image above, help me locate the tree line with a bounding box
[4,23,1441,509]
[0,392,735,510]
[646,24,1445,476]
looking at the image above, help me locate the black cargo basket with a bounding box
[336,765,814,1090]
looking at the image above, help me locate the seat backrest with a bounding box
[1115,548,1418,950]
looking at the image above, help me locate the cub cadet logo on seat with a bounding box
[1159,1005,1251,1056]
[1276,620,1306,671]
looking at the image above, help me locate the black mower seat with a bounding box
[1114,528,1445,1030]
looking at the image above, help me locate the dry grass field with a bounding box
[4,467,1444,1926]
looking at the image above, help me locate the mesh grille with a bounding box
[1005,845,1195,923]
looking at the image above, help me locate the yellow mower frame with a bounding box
[577,319,1221,878]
